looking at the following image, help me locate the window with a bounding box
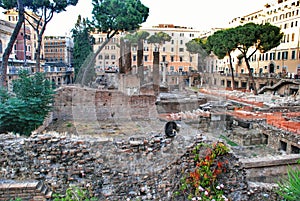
[291,33,295,41]
[179,56,183,62]
[144,55,148,62]
[190,56,193,62]
[180,33,184,37]
[171,40,174,44]
[162,47,166,52]
[282,51,288,60]
[111,46,116,50]
[162,55,166,62]
[179,48,184,52]
[133,55,136,61]
[277,52,281,60]
[292,50,296,59]
[98,55,102,60]
[105,55,109,59]
[265,53,268,61]
[171,47,174,52]
[170,56,174,62]
[111,55,116,60]
[180,40,183,45]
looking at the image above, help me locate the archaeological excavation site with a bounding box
[1,81,300,201]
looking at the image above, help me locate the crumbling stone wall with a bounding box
[53,86,158,122]
[0,133,285,201]
[260,124,300,154]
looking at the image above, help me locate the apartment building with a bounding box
[44,36,73,66]
[138,24,201,74]
[91,31,122,73]
[218,0,300,77]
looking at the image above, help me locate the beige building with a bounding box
[138,24,201,74]
[216,0,300,77]
[91,24,202,75]
[91,31,122,74]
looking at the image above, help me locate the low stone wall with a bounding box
[53,86,158,122]
[0,132,263,200]
[0,180,51,201]
[241,154,300,183]
[0,132,288,201]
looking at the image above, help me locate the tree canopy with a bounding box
[206,23,283,94]
[234,22,283,94]
[147,31,171,51]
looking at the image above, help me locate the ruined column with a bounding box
[137,39,144,86]
[124,40,132,74]
[153,51,160,96]
[119,38,125,74]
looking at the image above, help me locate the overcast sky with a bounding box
[43,0,267,36]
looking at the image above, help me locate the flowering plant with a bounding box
[179,142,230,201]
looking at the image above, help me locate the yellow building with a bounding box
[138,24,201,74]
[91,31,122,74]
[221,0,300,77]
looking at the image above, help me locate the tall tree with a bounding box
[185,38,208,72]
[234,22,283,95]
[0,0,25,87]
[72,15,94,78]
[147,31,171,52]
[207,28,237,90]
[24,0,79,72]
[76,0,149,86]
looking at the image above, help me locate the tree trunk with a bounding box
[79,33,115,86]
[245,57,258,95]
[228,53,235,90]
[137,39,144,85]
[0,0,25,87]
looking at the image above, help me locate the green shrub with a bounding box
[0,71,54,136]
[53,186,97,201]
[277,166,300,201]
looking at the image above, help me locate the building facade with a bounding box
[215,0,300,78]
[44,36,73,66]
[138,24,201,74]
[91,31,122,74]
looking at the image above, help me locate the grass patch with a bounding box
[219,135,239,146]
